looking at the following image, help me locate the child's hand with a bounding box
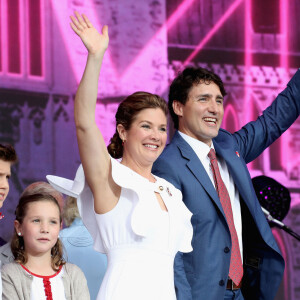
[70,11,109,56]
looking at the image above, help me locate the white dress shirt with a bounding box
[179,131,243,260]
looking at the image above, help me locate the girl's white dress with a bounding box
[77,158,193,300]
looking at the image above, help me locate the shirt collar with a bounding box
[178,131,215,162]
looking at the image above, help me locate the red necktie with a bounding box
[208,148,243,285]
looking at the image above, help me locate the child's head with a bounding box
[11,182,65,270]
[0,143,17,209]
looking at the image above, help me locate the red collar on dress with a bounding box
[21,264,63,300]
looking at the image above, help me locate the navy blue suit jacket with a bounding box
[152,69,300,300]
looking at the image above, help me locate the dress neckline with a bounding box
[21,264,62,279]
[21,264,63,300]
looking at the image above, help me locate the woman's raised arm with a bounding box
[70,12,120,213]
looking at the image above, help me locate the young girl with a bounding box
[1,184,90,300]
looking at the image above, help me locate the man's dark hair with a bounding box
[0,143,17,163]
[168,67,227,129]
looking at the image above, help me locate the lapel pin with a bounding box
[167,187,172,197]
[236,151,240,157]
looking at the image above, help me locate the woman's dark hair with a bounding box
[107,91,168,159]
[168,67,227,129]
[11,191,65,271]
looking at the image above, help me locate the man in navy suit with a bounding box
[152,67,300,300]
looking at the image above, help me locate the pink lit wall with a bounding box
[0,1,300,299]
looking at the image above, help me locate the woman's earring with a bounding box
[18,232,22,236]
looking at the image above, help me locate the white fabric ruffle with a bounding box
[76,157,193,253]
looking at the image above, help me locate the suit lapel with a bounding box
[214,137,283,253]
[173,132,256,221]
[214,140,257,219]
[172,132,225,216]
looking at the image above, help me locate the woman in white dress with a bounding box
[48,12,193,300]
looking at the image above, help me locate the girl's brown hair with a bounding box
[11,191,65,271]
[107,91,168,159]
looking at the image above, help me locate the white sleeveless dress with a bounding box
[77,157,193,300]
